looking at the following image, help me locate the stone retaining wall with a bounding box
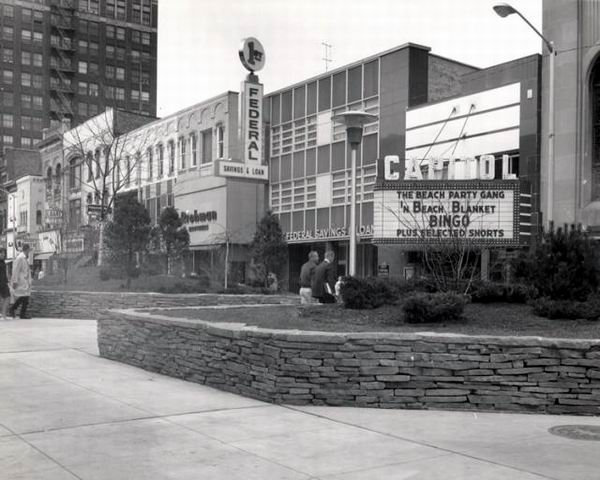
[98,308,600,415]
[29,290,293,319]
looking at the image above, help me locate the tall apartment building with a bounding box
[0,0,158,152]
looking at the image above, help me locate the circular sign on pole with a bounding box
[239,37,265,72]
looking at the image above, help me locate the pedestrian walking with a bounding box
[299,250,319,304]
[0,249,10,319]
[311,250,336,304]
[9,243,32,319]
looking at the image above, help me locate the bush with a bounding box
[513,223,599,301]
[530,296,600,320]
[341,276,398,309]
[140,257,164,276]
[387,278,436,296]
[99,268,111,281]
[469,281,536,304]
[403,292,467,323]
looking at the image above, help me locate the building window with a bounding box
[2,70,13,84]
[32,53,42,67]
[147,147,153,179]
[21,51,31,66]
[1,92,12,107]
[178,137,186,169]
[157,144,164,177]
[78,102,88,116]
[89,62,99,76]
[78,61,88,74]
[2,114,13,128]
[217,125,224,158]
[21,94,32,109]
[115,67,125,80]
[2,26,13,41]
[89,83,99,97]
[21,73,31,87]
[69,158,80,191]
[2,48,13,63]
[115,87,125,101]
[105,86,115,99]
[21,29,32,43]
[32,95,42,110]
[190,133,197,166]
[106,25,115,38]
[116,27,125,40]
[168,140,175,174]
[69,199,81,229]
[201,129,212,164]
[105,65,115,79]
[36,210,42,225]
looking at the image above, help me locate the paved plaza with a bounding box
[0,318,599,479]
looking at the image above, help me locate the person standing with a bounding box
[0,249,10,319]
[311,250,336,304]
[299,250,319,304]
[10,243,32,319]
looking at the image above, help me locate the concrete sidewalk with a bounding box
[0,319,599,480]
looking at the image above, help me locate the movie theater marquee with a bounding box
[373,180,520,246]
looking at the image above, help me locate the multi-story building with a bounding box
[0,0,158,153]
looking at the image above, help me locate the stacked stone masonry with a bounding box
[28,291,293,319]
[98,308,600,415]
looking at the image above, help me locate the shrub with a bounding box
[99,268,111,281]
[513,223,599,301]
[402,292,467,323]
[469,281,536,304]
[387,278,435,296]
[341,276,398,309]
[530,296,600,320]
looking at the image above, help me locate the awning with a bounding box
[34,252,54,260]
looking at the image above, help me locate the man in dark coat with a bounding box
[299,250,319,304]
[311,250,336,303]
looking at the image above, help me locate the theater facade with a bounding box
[264,42,542,288]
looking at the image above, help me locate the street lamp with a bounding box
[493,3,555,226]
[332,111,378,276]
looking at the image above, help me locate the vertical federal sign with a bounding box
[239,37,265,165]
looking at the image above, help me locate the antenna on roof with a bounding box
[321,42,332,72]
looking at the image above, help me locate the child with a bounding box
[334,276,344,304]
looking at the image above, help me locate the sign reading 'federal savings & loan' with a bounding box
[373,180,521,246]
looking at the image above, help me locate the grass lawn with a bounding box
[35,266,215,293]
[146,302,600,339]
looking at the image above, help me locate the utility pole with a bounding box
[321,42,332,72]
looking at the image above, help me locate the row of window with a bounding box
[269,59,379,126]
[1,93,43,110]
[1,27,44,44]
[1,112,43,130]
[2,70,43,88]
[79,0,153,26]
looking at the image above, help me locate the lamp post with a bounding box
[493,2,555,227]
[332,111,377,276]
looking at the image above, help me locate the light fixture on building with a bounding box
[331,111,378,277]
[493,3,555,226]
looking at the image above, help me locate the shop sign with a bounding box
[285,225,373,242]
[181,210,217,225]
[373,181,520,246]
[383,154,517,181]
[238,37,265,73]
[377,263,389,277]
[218,160,268,181]
[64,236,84,253]
[242,82,263,164]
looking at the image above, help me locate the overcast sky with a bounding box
[156,0,542,117]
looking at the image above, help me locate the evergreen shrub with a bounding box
[403,292,467,323]
[469,281,536,304]
[341,276,398,309]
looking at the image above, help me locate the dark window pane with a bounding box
[317,208,329,229]
[318,76,331,112]
[293,151,304,179]
[332,141,345,171]
[362,133,377,166]
[317,145,330,174]
[348,65,362,102]
[292,211,303,231]
[271,94,280,125]
[362,202,373,226]
[281,90,292,123]
[364,60,379,97]
[270,157,279,182]
[280,153,292,181]
[332,71,346,107]
[279,213,291,232]
[331,206,344,229]
[305,209,316,231]
[307,82,317,115]
[293,86,305,119]
[306,148,316,176]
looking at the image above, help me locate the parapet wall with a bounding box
[98,308,600,415]
[28,290,290,319]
